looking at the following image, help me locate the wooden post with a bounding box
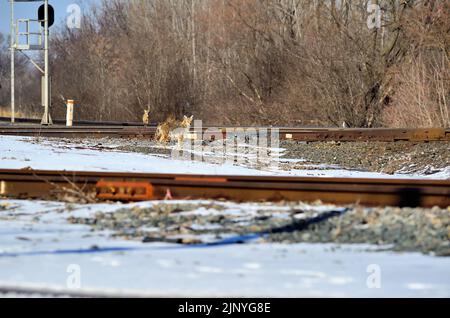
[66,99,74,126]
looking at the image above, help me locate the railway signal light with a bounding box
[10,0,54,125]
[38,4,55,28]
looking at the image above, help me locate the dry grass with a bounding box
[0,107,35,119]
[382,54,449,128]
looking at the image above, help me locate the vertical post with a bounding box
[41,0,51,125]
[191,0,197,89]
[66,100,74,127]
[10,0,15,124]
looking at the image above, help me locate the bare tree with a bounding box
[41,0,449,127]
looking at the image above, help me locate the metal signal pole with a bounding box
[10,0,53,125]
[41,0,51,125]
[10,0,15,123]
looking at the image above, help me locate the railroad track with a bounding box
[0,169,449,207]
[0,116,146,127]
[0,124,448,141]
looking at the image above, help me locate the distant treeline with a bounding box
[0,0,448,127]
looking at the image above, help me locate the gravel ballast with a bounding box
[280,140,450,175]
[67,201,450,256]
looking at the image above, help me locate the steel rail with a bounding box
[0,126,154,138]
[0,116,148,127]
[0,125,449,141]
[0,169,448,207]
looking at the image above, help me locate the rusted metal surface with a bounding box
[277,128,450,142]
[0,116,147,127]
[0,169,449,207]
[0,124,448,141]
[0,126,154,138]
[96,180,154,201]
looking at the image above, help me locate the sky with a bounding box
[0,0,101,37]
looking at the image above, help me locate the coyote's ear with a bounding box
[189,115,194,120]
[183,115,188,120]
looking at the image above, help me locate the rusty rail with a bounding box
[0,125,449,141]
[277,128,450,142]
[0,126,153,138]
[0,116,148,127]
[0,169,448,207]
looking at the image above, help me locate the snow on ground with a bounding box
[0,135,267,176]
[0,135,448,179]
[1,136,449,296]
[0,199,449,297]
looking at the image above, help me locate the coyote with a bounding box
[142,107,150,126]
[155,115,194,146]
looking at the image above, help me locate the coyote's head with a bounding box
[181,115,194,128]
